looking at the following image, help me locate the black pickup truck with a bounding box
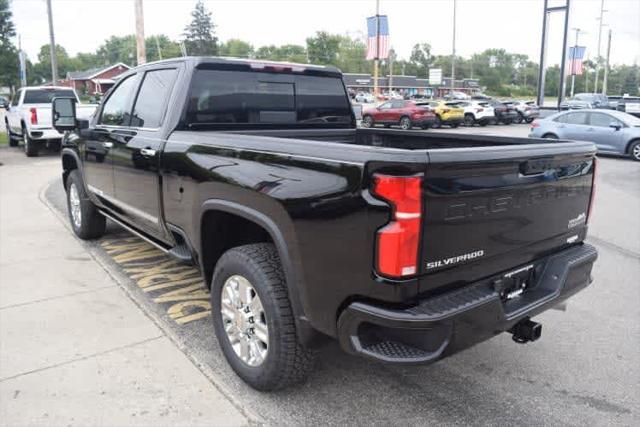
[52,57,598,391]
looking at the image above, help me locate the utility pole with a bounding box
[451,0,457,93]
[373,0,380,97]
[602,29,612,95]
[585,54,590,93]
[570,28,581,98]
[45,0,58,85]
[594,0,606,93]
[18,35,26,87]
[134,0,147,65]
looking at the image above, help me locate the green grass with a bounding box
[0,131,7,146]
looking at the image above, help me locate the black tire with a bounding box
[420,123,431,130]
[628,140,640,162]
[211,243,316,391]
[433,115,442,129]
[23,125,39,157]
[65,170,106,239]
[542,133,558,139]
[450,122,459,128]
[362,115,374,128]
[399,116,412,130]
[464,114,475,126]
[514,114,524,124]
[5,122,18,147]
[478,120,488,127]
[525,117,535,124]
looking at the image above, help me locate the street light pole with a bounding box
[451,0,457,93]
[373,0,380,97]
[45,0,58,85]
[602,29,612,95]
[570,28,580,98]
[594,0,606,93]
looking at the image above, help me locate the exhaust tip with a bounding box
[510,319,542,344]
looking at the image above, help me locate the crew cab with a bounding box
[4,86,96,156]
[53,57,598,391]
[362,100,436,129]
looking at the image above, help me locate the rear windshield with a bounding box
[186,69,353,128]
[23,89,75,104]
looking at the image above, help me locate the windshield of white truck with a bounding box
[186,69,353,129]
[23,89,76,104]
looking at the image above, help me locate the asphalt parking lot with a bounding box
[1,123,639,425]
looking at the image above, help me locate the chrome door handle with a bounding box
[103,142,113,148]
[140,148,156,157]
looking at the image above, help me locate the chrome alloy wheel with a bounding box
[69,183,82,229]
[633,144,640,160]
[221,275,269,367]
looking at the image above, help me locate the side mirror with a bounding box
[52,97,77,133]
[609,122,621,130]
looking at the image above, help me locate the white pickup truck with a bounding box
[4,86,97,157]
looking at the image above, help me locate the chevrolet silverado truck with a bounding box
[4,86,97,156]
[52,57,598,391]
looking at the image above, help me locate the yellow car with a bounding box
[416,101,465,128]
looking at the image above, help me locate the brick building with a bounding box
[60,63,130,96]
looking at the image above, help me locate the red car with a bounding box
[362,100,437,130]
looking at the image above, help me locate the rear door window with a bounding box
[130,69,178,128]
[562,112,589,125]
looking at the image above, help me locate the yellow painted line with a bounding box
[100,235,211,325]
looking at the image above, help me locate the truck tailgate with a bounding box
[419,141,596,283]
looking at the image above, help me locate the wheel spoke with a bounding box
[253,322,269,344]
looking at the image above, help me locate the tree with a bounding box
[220,39,254,58]
[306,32,341,65]
[0,0,19,89]
[30,44,76,83]
[96,35,137,65]
[336,36,368,73]
[183,0,218,56]
[409,43,432,77]
[146,35,182,62]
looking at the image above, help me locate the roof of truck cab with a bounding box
[137,56,342,77]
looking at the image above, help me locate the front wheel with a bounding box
[211,243,316,391]
[464,114,475,126]
[362,115,374,128]
[399,116,412,130]
[629,141,640,161]
[66,170,106,239]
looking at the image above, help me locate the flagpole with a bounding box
[373,0,380,98]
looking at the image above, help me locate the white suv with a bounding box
[452,100,495,126]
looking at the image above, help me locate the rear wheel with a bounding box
[450,122,459,128]
[66,170,106,239]
[629,140,640,161]
[399,116,412,130]
[433,115,442,129]
[464,114,475,126]
[542,133,558,139]
[211,243,316,391]
[362,115,374,128]
[514,114,524,124]
[22,125,39,157]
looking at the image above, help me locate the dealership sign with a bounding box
[429,68,442,85]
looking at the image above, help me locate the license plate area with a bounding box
[494,264,535,301]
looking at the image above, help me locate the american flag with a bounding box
[366,15,390,60]
[567,46,586,75]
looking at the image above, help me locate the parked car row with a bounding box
[361,99,538,130]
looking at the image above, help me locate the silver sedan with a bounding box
[529,109,640,161]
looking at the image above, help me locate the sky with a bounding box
[10,0,640,67]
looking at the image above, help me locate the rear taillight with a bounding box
[372,174,423,278]
[587,158,597,222]
[530,120,540,129]
[30,108,37,125]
